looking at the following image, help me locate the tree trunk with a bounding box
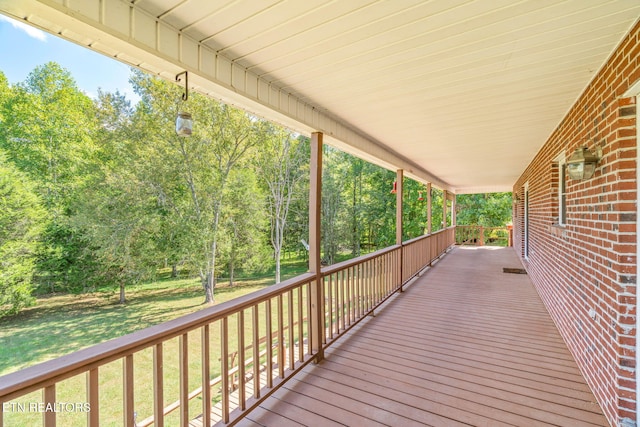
[229,260,235,287]
[203,240,216,304]
[275,248,281,284]
[204,208,220,305]
[171,264,178,278]
[119,283,126,304]
[204,271,214,304]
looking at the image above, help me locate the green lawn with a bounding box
[0,257,309,376]
[1,277,260,375]
[0,260,310,426]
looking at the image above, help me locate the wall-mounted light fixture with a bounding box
[175,71,192,137]
[567,146,602,180]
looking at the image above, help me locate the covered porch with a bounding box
[0,239,608,426]
[202,246,607,427]
[0,1,639,426]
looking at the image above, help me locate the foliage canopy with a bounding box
[0,63,512,317]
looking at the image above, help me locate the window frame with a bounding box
[558,158,567,226]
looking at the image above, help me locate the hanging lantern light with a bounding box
[175,71,193,137]
[390,181,397,194]
[567,146,601,180]
[175,112,193,137]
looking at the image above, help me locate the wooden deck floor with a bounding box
[232,246,608,427]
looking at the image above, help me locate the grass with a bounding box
[0,258,310,426]
[1,278,255,375]
[0,257,308,376]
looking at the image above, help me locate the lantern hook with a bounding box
[176,71,188,101]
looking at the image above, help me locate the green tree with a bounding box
[219,169,270,286]
[0,71,9,115]
[73,167,160,303]
[321,147,349,264]
[431,188,444,232]
[130,72,262,304]
[361,166,396,250]
[0,62,97,213]
[0,63,99,294]
[254,127,308,282]
[456,192,512,226]
[67,87,161,303]
[403,178,429,240]
[344,158,365,257]
[0,155,46,317]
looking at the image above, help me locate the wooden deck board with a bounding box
[250,396,344,427]
[208,246,608,426]
[269,383,389,427]
[346,329,589,386]
[322,348,604,426]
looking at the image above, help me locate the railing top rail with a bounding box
[456,225,508,229]
[321,245,401,275]
[321,227,455,275]
[402,228,450,246]
[0,272,315,400]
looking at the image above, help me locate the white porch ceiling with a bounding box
[2,1,640,193]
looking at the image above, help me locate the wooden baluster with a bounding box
[352,267,357,322]
[352,266,357,322]
[297,287,304,362]
[179,334,188,426]
[384,252,390,296]
[369,260,374,307]
[327,275,333,340]
[44,384,55,427]
[265,299,273,388]
[365,261,370,313]
[384,254,390,302]
[201,326,211,427]
[238,311,246,411]
[87,368,99,427]
[356,263,362,318]
[340,270,345,332]
[152,344,164,427]
[369,258,378,308]
[345,268,351,327]
[287,291,294,370]
[306,282,313,357]
[372,253,380,305]
[277,295,285,379]
[221,318,229,424]
[252,306,260,399]
[123,355,134,427]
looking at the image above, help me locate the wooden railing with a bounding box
[402,227,455,282]
[455,225,511,247]
[0,227,455,427]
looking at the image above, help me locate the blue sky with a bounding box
[0,14,139,102]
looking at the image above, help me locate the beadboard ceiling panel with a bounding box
[2,0,640,192]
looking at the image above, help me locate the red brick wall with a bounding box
[513,21,639,427]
